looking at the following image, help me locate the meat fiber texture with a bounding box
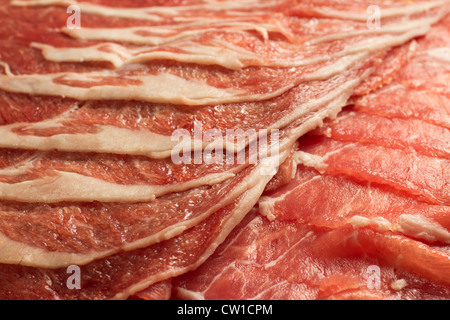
[0,0,448,300]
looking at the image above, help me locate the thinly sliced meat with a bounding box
[10,0,448,28]
[0,0,444,159]
[0,64,369,158]
[0,66,256,106]
[0,148,242,202]
[0,71,362,266]
[30,40,283,71]
[0,84,359,267]
[1,0,450,301]
[314,225,450,287]
[311,110,450,159]
[0,37,381,203]
[30,28,400,71]
[10,0,286,24]
[288,0,450,21]
[0,77,358,204]
[0,155,278,300]
[134,280,172,300]
[172,211,450,300]
[5,3,439,73]
[0,75,358,294]
[0,159,271,268]
[170,14,450,300]
[354,14,450,128]
[0,46,404,106]
[355,84,450,129]
[394,31,450,95]
[299,137,449,205]
[263,142,298,192]
[259,167,450,244]
[352,41,414,96]
[296,23,450,207]
[0,49,412,160]
[301,48,450,201]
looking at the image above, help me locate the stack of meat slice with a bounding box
[173,13,450,300]
[0,0,448,300]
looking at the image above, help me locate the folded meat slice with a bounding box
[134,279,173,301]
[310,111,450,158]
[260,167,450,242]
[355,84,450,129]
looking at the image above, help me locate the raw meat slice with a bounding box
[263,142,298,192]
[259,167,450,244]
[10,0,288,24]
[171,13,450,300]
[0,60,366,269]
[310,110,450,159]
[0,159,271,268]
[0,77,362,295]
[0,60,377,158]
[314,225,450,286]
[352,42,414,96]
[0,17,398,202]
[0,0,446,158]
[12,0,446,23]
[1,0,450,301]
[0,72,359,204]
[173,211,450,300]
[354,14,450,128]
[298,136,449,205]
[288,0,450,21]
[0,85,357,268]
[355,84,450,128]
[0,148,243,202]
[1,5,404,106]
[0,155,279,300]
[134,280,172,300]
